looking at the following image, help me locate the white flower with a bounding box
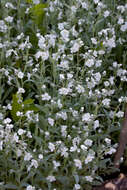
[120,22,127,32]
[85,176,93,182]
[105,147,116,155]
[0,113,3,120]
[57,99,62,108]
[16,149,22,157]
[104,10,110,18]
[48,118,54,126]
[38,36,46,49]
[84,139,93,147]
[105,138,111,144]
[5,2,15,9]
[59,87,70,95]
[60,146,68,157]
[17,88,25,94]
[3,118,11,124]
[85,155,94,164]
[82,113,91,122]
[18,129,25,135]
[74,159,82,169]
[81,2,88,9]
[35,51,49,61]
[74,184,81,190]
[41,51,49,61]
[91,38,97,44]
[13,133,19,142]
[94,120,99,129]
[71,42,80,53]
[16,111,23,117]
[53,160,60,169]
[26,185,35,190]
[118,17,124,25]
[60,29,69,42]
[70,145,77,152]
[24,152,32,161]
[85,59,94,67]
[76,85,85,93]
[17,71,24,79]
[56,111,67,120]
[102,98,110,107]
[104,38,116,48]
[94,72,101,82]
[48,142,55,152]
[46,175,56,182]
[41,93,51,101]
[38,154,43,160]
[5,16,13,23]
[58,23,64,30]
[32,0,40,4]
[116,111,124,118]
[31,159,38,168]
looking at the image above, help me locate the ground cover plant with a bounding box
[0,0,127,189]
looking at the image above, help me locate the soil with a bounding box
[93,172,127,190]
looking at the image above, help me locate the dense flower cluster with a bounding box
[0,0,127,189]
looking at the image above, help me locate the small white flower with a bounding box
[104,10,110,18]
[41,93,51,101]
[120,22,127,32]
[0,113,3,120]
[82,113,91,122]
[94,120,99,130]
[17,88,25,94]
[116,111,124,118]
[53,160,60,169]
[60,29,69,42]
[48,118,54,126]
[18,129,25,135]
[76,85,85,93]
[105,147,116,155]
[26,185,35,190]
[16,111,23,117]
[74,159,82,169]
[91,38,97,44]
[48,142,55,152]
[80,144,87,150]
[85,59,94,67]
[3,118,11,124]
[32,0,40,4]
[84,139,93,147]
[74,184,81,190]
[46,175,56,182]
[17,71,24,79]
[59,87,70,95]
[38,154,43,160]
[24,152,32,161]
[102,98,110,107]
[105,138,111,144]
[85,176,93,182]
[13,133,19,143]
[85,155,94,164]
[31,159,38,168]
[5,16,13,23]
[16,149,22,157]
[71,42,80,53]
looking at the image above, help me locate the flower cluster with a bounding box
[0,0,127,189]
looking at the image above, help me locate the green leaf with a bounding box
[11,93,23,122]
[29,3,47,27]
[4,184,18,189]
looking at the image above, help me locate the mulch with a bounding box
[93,173,127,190]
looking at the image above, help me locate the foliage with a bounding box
[0,0,127,189]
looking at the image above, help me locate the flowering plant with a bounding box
[0,0,127,189]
